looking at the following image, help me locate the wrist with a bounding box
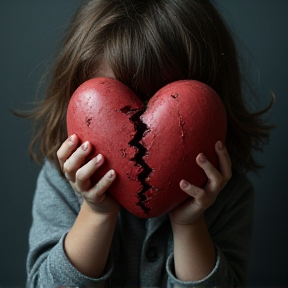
[171,214,215,282]
[65,199,118,278]
[81,200,119,224]
[171,213,205,232]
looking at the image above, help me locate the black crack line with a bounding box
[120,106,152,214]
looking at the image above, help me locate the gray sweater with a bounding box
[27,160,254,287]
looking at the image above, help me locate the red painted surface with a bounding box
[67,78,227,218]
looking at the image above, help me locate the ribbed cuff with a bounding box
[39,234,114,287]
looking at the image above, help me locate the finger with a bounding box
[57,134,79,170]
[180,180,206,200]
[196,153,223,193]
[215,141,232,183]
[63,141,93,182]
[87,170,116,203]
[75,154,104,191]
[179,180,207,207]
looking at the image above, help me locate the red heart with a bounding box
[67,78,227,218]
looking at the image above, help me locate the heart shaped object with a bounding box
[67,78,227,218]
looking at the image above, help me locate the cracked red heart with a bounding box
[67,78,227,218]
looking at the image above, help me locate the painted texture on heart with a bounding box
[67,78,227,218]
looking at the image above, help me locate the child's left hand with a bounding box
[169,141,232,225]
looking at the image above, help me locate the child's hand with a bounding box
[170,141,232,226]
[57,134,120,215]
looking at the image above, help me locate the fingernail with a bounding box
[199,153,207,163]
[95,154,102,163]
[180,179,190,189]
[108,169,115,179]
[217,141,224,150]
[69,134,76,143]
[82,141,89,151]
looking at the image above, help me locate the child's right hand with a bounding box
[57,134,120,215]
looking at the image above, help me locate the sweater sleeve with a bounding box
[26,160,113,287]
[165,172,254,288]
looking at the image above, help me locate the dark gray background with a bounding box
[0,0,287,287]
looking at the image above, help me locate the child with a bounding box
[26,0,273,287]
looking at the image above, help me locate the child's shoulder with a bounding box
[39,159,69,190]
[36,159,83,209]
[210,169,254,216]
[227,170,254,196]
[205,170,254,232]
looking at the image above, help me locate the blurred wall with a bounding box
[0,1,287,286]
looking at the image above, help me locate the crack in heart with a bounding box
[120,106,152,215]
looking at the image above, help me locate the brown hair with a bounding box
[25,0,273,173]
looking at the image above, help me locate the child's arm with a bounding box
[56,134,119,278]
[64,201,118,278]
[169,141,232,281]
